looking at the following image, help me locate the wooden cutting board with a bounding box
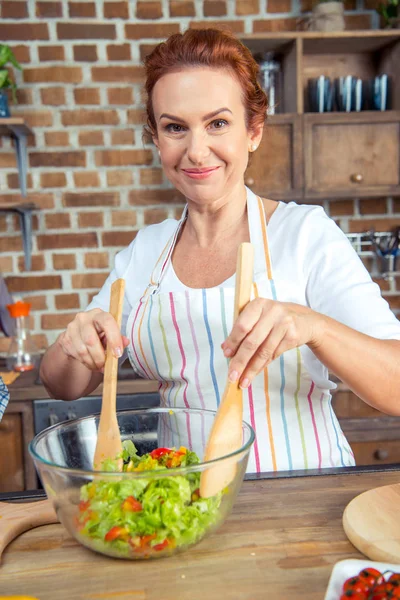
[0,498,58,563]
[343,482,400,563]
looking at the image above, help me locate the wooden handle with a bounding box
[93,278,125,470]
[233,243,254,321]
[0,499,58,564]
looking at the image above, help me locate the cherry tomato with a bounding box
[358,568,384,588]
[343,577,370,595]
[104,526,129,542]
[389,574,400,588]
[149,447,170,459]
[153,539,170,551]
[370,583,390,600]
[340,592,368,599]
[121,496,143,512]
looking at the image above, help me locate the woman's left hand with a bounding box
[221,298,324,389]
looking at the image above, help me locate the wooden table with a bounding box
[2,468,400,600]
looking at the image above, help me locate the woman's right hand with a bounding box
[57,308,130,372]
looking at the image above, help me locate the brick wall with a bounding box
[0,0,392,352]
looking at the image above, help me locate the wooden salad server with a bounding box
[200,243,254,499]
[93,278,126,471]
[0,498,57,564]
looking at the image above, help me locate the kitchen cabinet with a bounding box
[241,30,400,201]
[0,400,36,493]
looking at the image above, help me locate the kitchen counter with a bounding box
[2,467,400,599]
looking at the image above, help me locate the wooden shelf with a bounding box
[0,117,32,137]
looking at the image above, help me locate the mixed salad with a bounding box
[75,441,222,558]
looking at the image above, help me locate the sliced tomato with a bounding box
[153,539,170,551]
[150,447,170,459]
[78,500,90,512]
[121,496,143,512]
[104,526,129,542]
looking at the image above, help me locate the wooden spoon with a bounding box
[0,498,57,564]
[93,278,126,471]
[200,243,254,499]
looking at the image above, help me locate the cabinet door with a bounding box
[304,112,400,199]
[0,401,36,492]
[244,114,303,201]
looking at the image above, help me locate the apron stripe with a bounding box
[253,282,277,472]
[137,295,158,379]
[130,301,152,379]
[219,288,229,367]
[320,392,334,467]
[185,290,206,448]
[279,355,292,470]
[158,295,176,411]
[307,381,322,469]
[247,384,260,472]
[202,289,221,406]
[328,398,345,467]
[295,348,308,468]
[169,292,193,450]
[257,197,273,280]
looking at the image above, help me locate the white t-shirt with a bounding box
[87,200,400,389]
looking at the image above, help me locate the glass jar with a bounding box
[6,301,40,372]
[255,52,283,115]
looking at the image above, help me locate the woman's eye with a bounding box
[165,123,185,133]
[211,119,228,129]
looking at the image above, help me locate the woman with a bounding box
[40,28,400,473]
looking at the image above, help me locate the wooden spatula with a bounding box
[0,499,58,564]
[93,278,126,471]
[200,243,254,499]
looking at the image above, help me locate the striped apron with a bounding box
[126,191,355,473]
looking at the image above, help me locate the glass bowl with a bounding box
[29,407,255,560]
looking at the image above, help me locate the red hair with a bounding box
[143,28,268,138]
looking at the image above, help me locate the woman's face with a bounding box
[151,67,263,207]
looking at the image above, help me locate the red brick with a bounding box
[364,0,380,8]
[108,87,134,105]
[359,198,387,215]
[61,109,119,126]
[36,1,63,17]
[102,231,137,247]
[0,153,17,168]
[45,213,71,229]
[10,45,30,63]
[15,88,33,104]
[0,216,7,232]
[73,172,100,188]
[38,232,98,250]
[236,0,259,15]
[328,200,354,217]
[84,252,109,269]
[5,275,62,292]
[68,2,96,17]
[17,254,45,272]
[136,1,162,19]
[0,236,23,253]
[111,129,135,145]
[106,44,131,61]
[73,88,101,105]
[30,151,86,168]
[204,1,226,16]
[42,313,77,330]
[139,44,158,61]
[91,65,144,83]
[267,0,291,11]
[0,23,49,41]
[144,208,168,225]
[130,189,184,205]
[111,210,137,227]
[349,218,400,233]
[44,131,69,146]
[24,294,48,310]
[1,1,28,18]
[55,294,80,310]
[12,214,39,233]
[104,1,129,18]
[95,149,152,167]
[73,45,98,62]
[169,1,195,17]
[57,22,115,39]
[16,110,53,128]
[189,20,244,32]
[253,18,298,32]
[78,130,104,146]
[40,173,67,188]
[25,67,82,84]
[52,254,76,270]
[63,192,119,207]
[26,192,55,210]
[127,109,146,124]
[107,170,133,187]
[344,14,372,30]
[0,256,13,272]
[78,212,104,228]
[40,87,66,106]
[7,173,33,190]
[38,45,65,61]
[125,23,179,39]
[140,168,163,186]
[72,273,108,289]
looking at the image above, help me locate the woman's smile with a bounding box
[181,166,220,180]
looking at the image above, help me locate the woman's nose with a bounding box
[186,132,210,165]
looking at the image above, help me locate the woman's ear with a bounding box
[248,124,264,152]
[153,137,161,157]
